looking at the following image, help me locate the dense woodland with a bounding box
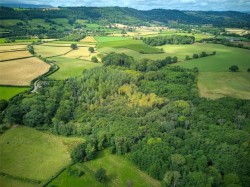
[0,52,249,187]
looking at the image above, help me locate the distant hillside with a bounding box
[0,6,249,27]
[0,3,53,8]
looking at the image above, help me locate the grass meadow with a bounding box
[97,39,163,54]
[0,126,84,185]
[0,86,30,100]
[48,57,101,80]
[49,150,161,187]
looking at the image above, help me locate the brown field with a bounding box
[0,45,27,51]
[0,57,50,86]
[80,36,97,43]
[0,50,32,61]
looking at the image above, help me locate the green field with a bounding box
[0,175,36,187]
[0,86,30,100]
[97,39,163,54]
[0,126,84,185]
[99,47,168,61]
[95,36,131,42]
[172,44,250,99]
[49,57,102,80]
[49,150,161,187]
[198,72,250,99]
[175,44,250,71]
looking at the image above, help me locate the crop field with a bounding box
[0,45,27,51]
[34,45,71,57]
[173,44,250,99]
[49,150,161,187]
[48,57,101,80]
[0,126,84,185]
[0,50,32,61]
[0,86,29,100]
[97,39,163,54]
[80,36,97,43]
[95,36,130,42]
[0,57,50,86]
[99,47,168,61]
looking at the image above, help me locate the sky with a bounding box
[1,0,250,11]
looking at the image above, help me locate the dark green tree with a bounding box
[95,168,107,183]
[229,65,239,72]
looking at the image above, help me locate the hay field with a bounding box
[63,47,91,59]
[0,57,50,86]
[34,45,71,57]
[0,50,32,61]
[0,45,27,51]
[80,36,97,43]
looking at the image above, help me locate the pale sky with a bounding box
[1,0,250,11]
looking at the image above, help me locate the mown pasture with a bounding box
[0,57,50,86]
[34,45,71,58]
[0,86,30,100]
[97,39,163,54]
[0,126,84,185]
[49,150,161,187]
[48,57,101,80]
[95,36,130,42]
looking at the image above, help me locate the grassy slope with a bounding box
[0,175,36,187]
[97,39,162,54]
[49,150,161,187]
[172,43,250,99]
[48,57,101,80]
[0,126,84,182]
[99,47,168,61]
[0,86,29,100]
[95,36,130,42]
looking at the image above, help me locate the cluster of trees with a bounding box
[186,51,216,60]
[142,35,195,46]
[1,53,249,186]
[102,52,178,71]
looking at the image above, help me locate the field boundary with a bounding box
[42,163,73,187]
[0,49,27,53]
[0,171,42,185]
[0,56,33,62]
